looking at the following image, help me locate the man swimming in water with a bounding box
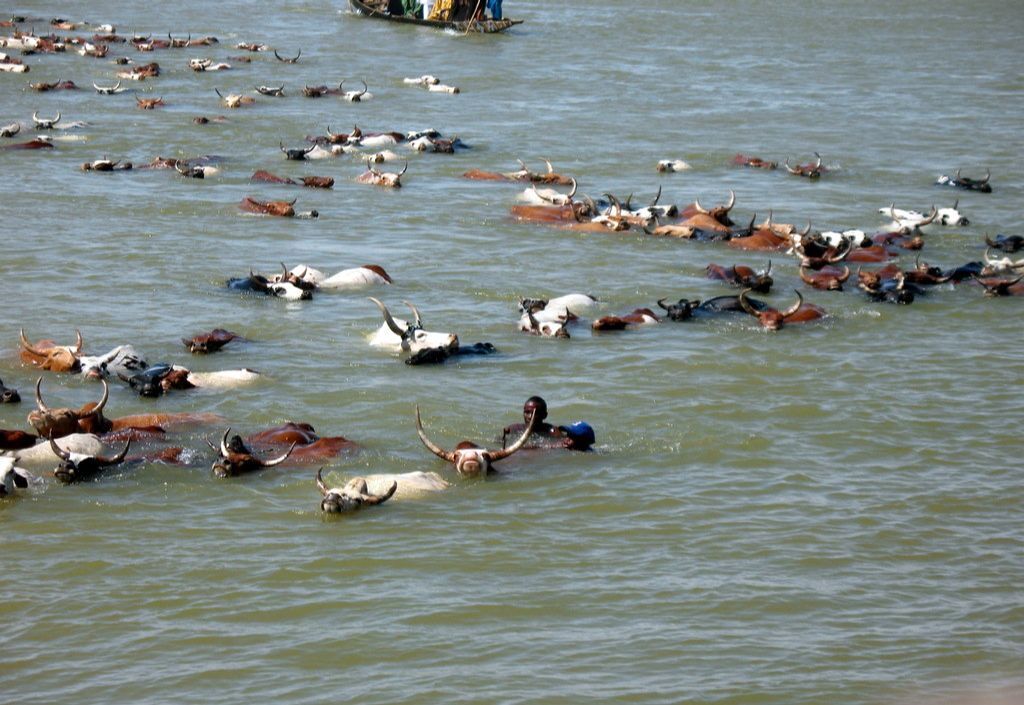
[501,396,595,451]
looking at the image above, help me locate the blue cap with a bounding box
[559,421,595,449]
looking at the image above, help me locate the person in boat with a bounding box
[501,397,596,451]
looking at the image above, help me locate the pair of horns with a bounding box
[415,406,537,465]
[35,377,108,417]
[49,435,130,465]
[369,297,422,337]
[738,289,803,318]
[315,469,397,505]
[20,328,84,356]
[693,189,736,215]
[211,427,295,466]
[274,49,301,63]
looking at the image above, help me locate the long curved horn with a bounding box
[799,267,815,286]
[363,480,397,505]
[398,161,408,177]
[781,290,804,318]
[356,79,367,97]
[97,438,131,465]
[402,301,423,327]
[219,427,231,457]
[566,177,577,200]
[985,234,998,249]
[34,377,50,414]
[800,220,813,237]
[488,409,538,461]
[984,248,999,267]
[75,379,109,418]
[837,266,851,284]
[369,297,406,336]
[784,158,799,175]
[763,259,772,276]
[214,88,223,98]
[316,468,329,496]
[603,193,622,216]
[648,184,662,208]
[19,329,44,356]
[280,262,291,280]
[174,161,191,176]
[918,205,938,226]
[656,297,671,311]
[285,198,297,206]
[955,168,962,181]
[49,436,72,461]
[952,198,959,210]
[543,158,554,174]
[693,196,709,214]
[415,406,455,462]
[259,442,296,467]
[724,189,735,212]
[813,152,822,170]
[738,289,758,316]
[326,125,342,139]
[828,238,852,263]
[980,168,990,185]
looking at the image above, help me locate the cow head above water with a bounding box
[19,328,83,372]
[28,378,111,438]
[316,469,397,513]
[209,427,296,477]
[368,297,458,353]
[49,436,130,484]
[415,406,537,477]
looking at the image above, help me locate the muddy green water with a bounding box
[1,1,1023,703]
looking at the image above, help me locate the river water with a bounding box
[1,1,1022,703]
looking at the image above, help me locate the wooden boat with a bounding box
[348,0,523,33]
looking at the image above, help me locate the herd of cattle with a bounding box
[0,14,1017,515]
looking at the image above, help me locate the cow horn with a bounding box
[985,234,998,249]
[515,158,529,173]
[48,436,72,461]
[543,158,554,174]
[837,266,851,284]
[174,161,190,176]
[800,220,812,237]
[799,267,815,285]
[952,198,959,210]
[97,438,131,465]
[648,185,662,208]
[369,297,407,337]
[955,168,962,181]
[784,158,799,175]
[19,329,44,356]
[415,406,455,462]
[259,442,296,467]
[526,309,541,332]
[356,79,367,96]
[274,49,299,62]
[603,193,622,216]
[919,205,938,226]
[77,379,109,418]
[214,427,231,457]
[724,189,736,212]
[744,212,756,234]
[738,289,758,316]
[762,210,773,228]
[888,203,899,221]
[980,169,990,185]
[781,290,804,318]
[984,248,998,266]
[34,377,50,413]
[279,141,288,154]
[656,298,670,311]
[73,330,83,354]
[285,198,297,206]
[316,468,329,496]
[828,238,852,263]
[364,480,397,505]
[566,177,577,200]
[215,88,223,98]
[398,161,408,177]
[488,409,538,462]
[813,152,822,170]
[280,262,291,281]
[624,192,634,211]
[327,125,343,139]
[693,197,709,215]
[763,260,772,276]
[402,300,423,327]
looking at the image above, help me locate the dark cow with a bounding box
[975,274,1024,297]
[857,269,919,304]
[280,142,315,160]
[274,49,301,63]
[985,234,1024,253]
[1,429,38,450]
[209,428,295,477]
[118,365,195,397]
[937,168,992,193]
[250,170,333,188]
[0,377,21,403]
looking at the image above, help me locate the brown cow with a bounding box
[706,261,774,293]
[250,170,334,188]
[799,265,851,291]
[208,428,296,477]
[28,377,109,439]
[976,274,1024,297]
[1,429,38,450]
[416,406,537,477]
[182,328,239,354]
[785,152,825,178]
[739,289,826,330]
[135,96,164,109]
[19,328,83,372]
[240,196,298,217]
[732,154,777,169]
[245,422,358,462]
[591,308,660,331]
[463,158,574,185]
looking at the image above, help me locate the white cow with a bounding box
[367,298,458,353]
